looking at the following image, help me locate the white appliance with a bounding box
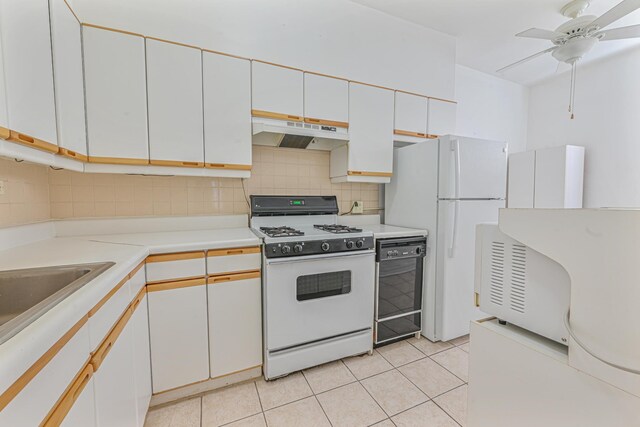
[474,224,571,345]
[507,145,585,208]
[251,117,349,150]
[385,135,507,341]
[250,196,375,379]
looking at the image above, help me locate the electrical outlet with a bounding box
[352,200,364,214]
[0,180,6,196]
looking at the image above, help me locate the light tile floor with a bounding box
[144,334,470,427]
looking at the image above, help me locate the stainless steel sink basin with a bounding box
[0,262,114,345]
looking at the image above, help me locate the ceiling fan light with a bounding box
[552,37,598,63]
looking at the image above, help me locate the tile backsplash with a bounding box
[0,157,51,227]
[45,146,381,220]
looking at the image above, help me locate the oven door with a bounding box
[264,250,375,351]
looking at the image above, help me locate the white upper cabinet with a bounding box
[1,0,58,148]
[251,61,303,119]
[203,52,252,169]
[83,26,149,163]
[394,91,428,137]
[49,0,87,159]
[146,39,204,167]
[331,83,394,183]
[303,73,349,127]
[427,98,457,137]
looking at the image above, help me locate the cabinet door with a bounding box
[146,39,204,166]
[60,377,96,427]
[394,92,427,137]
[251,61,303,119]
[83,26,149,163]
[147,282,210,392]
[427,98,457,137]
[348,83,394,174]
[0,20,9,139]
[304,73,349,127]
[49,0,87,159]
[203,52,252,167]
[93,319,138,427]
[208,276,262,378]
[1,0,58,146]
[132,293,152,426]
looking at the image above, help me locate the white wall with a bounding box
[72,0,456,100]
[528,46,640,208]
[454,65,529,154]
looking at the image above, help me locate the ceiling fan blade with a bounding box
[597,23,640,40]
[589,0,640,31]
[516,28,566,40]
[497,47,557,73]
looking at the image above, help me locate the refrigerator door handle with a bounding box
[448,200,460,258]
[450,138,461,199]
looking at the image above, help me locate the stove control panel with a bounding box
[264,236,374,258]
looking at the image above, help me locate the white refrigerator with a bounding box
[385,135,507,341]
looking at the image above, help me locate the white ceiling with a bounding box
[350,0,640,86]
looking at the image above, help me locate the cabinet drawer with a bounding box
[0,323,90,426]
[42,363,95,427]
[145,251,206,284]
[88,275,131,351]
[207,246,261,275]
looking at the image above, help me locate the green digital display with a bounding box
[292,200,303,205]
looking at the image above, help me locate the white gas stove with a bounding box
[250,195,375,379]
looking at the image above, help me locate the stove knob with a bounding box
[356,240,364,248]
[294,244,303,253]
[346,241,354,249]
[416,246,422,255]
[321,242,330,252]
[281,245,291,254]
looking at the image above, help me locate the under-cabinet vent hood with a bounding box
[252,116,349,151]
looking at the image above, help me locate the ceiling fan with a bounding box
[498,0,640,118]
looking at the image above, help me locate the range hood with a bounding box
[252,116,349,151]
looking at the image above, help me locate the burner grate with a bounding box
[259,226,304,237]
[314,224,363,234]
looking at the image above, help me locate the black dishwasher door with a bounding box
[376,237,426,344]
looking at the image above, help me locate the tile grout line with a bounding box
[300,366,334,427]
[428,348,469,384]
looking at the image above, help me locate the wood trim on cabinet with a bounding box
[252,59,304,72]
[207,270,261,284]
[349,80,395,93]
[131,286,147,313]
[82,23,144,38]
[201,48,250,61]
[146,277,206,292]
[304,117,349,128]
[251,109,303,122]
[87,156,149,166]
[205,163,252,171]
[0,315,88,412]
[426,134,439,139]
[207,246,261,257]
[88,275,129,317]
[58,148,88,162]
[145,36,201,50]
[62,0,81,24]
[40,362,93,427]
[394,129,427,138]
[146,251,205,263]
[8,131,59,154]
[347,170,393,177]
[90,307,133,372]
[303,70,349,82]
[428,96,458,104]
[149,159,204,168]
[0,126,10,140]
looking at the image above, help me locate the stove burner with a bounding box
[260,226,304,238]
[314,224,363,234]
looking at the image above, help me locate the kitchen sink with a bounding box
[0,262,115,345]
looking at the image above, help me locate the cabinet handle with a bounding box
[212,276,232,283]
[287,115,302,120]
[73,370,92,400]
[182,161,199,166]
[16,133,34,144]
[209,163,225,168]
[226,249,244,255]
[306,118,320,123]
[65,150,78,158]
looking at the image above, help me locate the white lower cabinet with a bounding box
[132,293,152,426]
[61,376,97,427]
[208,275,262,378]
[147,281,210,393]
[93,311,138,427]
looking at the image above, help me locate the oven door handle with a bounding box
[265,249,375,264]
